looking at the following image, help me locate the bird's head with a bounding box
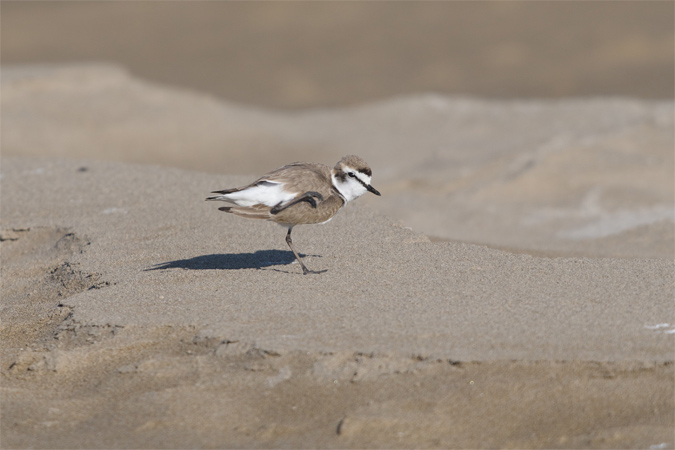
[331,155,381,202]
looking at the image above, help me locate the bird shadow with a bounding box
[145,250,319,272]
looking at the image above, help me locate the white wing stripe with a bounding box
[222,183,297,207]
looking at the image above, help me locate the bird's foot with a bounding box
[303,191,323,208]
[271,191,324,215]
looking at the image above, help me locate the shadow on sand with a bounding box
[145,250,319,272]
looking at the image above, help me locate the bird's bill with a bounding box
[367,184,381,196]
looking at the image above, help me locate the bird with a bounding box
[206,155,381,274]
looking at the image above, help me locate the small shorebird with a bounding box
[206,155,381,274]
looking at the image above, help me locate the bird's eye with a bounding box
[348,172,356,178]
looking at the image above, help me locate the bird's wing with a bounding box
[207,162,333,208]
[259,162,333,201]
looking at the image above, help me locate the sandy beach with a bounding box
[1,63,673,448]
[2,3,674,447]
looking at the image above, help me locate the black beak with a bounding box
[367,184,381,196]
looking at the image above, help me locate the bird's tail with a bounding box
[217,205,271,220]
[206,187,244,202]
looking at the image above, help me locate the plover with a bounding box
[206,155,381,274]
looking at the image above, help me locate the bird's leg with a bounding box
[285,227,327,275]
[271,191,324,215]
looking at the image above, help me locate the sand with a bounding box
[1,65,674,448]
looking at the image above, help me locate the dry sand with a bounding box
[1,65,674,448]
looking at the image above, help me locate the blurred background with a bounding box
[3,1,673,108]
